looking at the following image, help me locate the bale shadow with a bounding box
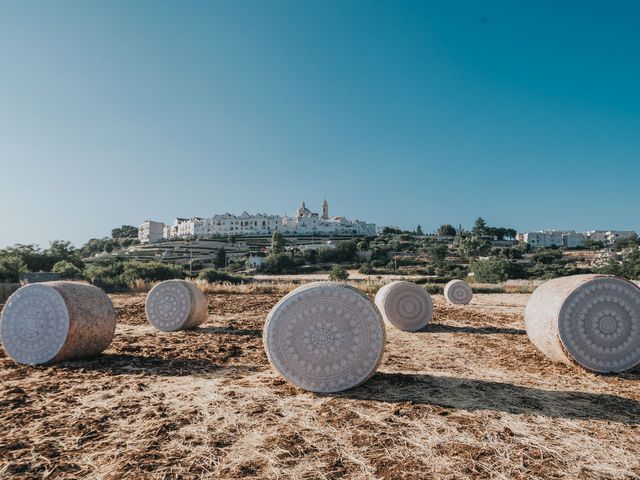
[197,326,262,337]
[421,323,526,335]
[343,372,640,424]
[55,353,258,377]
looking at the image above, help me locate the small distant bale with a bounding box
[525,274,640,373]
[145,280,207,332]
[0,282,116,365]
[263,282,385,393]
[444,279,473,305]
[375,281,433,331]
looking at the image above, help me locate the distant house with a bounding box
[138,220,165,244]
[519,229,636,249]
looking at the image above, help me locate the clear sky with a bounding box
[1,1,639,249]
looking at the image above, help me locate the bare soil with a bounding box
[1,291,639,479]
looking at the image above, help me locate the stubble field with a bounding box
[1,286,639,479]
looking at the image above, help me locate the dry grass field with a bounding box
[1,285,639,479]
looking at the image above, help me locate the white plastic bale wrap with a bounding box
[524,274,640,373]
[145,280,208,332]
[263,282,386,393]
[375,281,433,331]
[0,282,117,365]
[444,279,473,305]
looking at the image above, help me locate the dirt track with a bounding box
[1,291,639,479]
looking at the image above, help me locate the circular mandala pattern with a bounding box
[444,280,473,305]
[558,277,640,372]
[0,284,70,364]
[375,281,432,331]
[264,282,386,393]
[145,280,192,332]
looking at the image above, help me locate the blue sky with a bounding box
[1,1,639,248]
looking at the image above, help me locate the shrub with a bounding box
[472,285,506,294]
[328,265,349,281]
[84,259,185,292]
[423,284,443,294]
[358,263,373,274]
[303,249,318,264]
[122,261,185,283]
[198,268,243,284]
[52,260,82,279]
[84,258,127,292]
[262,253,298,274]
[470,258,527,283]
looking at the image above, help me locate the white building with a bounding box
[138,220,165,244]
[520,229,636,249]
[153,200,376,242]
[586,230,637,245]
[522,230,570,248]
[562,232,586,249]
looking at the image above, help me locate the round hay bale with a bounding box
[145,280,207,332]
[0,282,116,365]
[375,281,432,331]
[444,279,473,305]
[524,274,640,373]
[263,282,386,393]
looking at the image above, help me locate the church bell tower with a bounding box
[322,199,329,219]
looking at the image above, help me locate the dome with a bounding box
[296,201,312,217]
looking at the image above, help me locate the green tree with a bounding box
[228,234,237,246]
[620,248,640,279]
[458,236,491,259]
[270,231,285,254]
[428,243,448,263]
[52,260,82,279]
[0,244,56,272]
[303,249,318,264]
[111,225,138,239]
[0,255,28,282]
[415,225,424,235]
[472,217,487,237]
[262,253,297,274]
[329,264,349,281]
[215,247,227,268]
[80,238,109,257]
[437,224,457,236]
[47,240,83,267]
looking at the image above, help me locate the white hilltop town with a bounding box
[138,200,376,244]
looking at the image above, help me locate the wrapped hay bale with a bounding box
[375,281,433,331]
[525,274,640,373]
[0,282,116,365]
[264,282,385,393]
[145,280,207,332]
[444,279,473,305]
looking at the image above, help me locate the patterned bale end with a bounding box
[375,281,433,331]
[525,274,640,373]
[444,279,473,305]
[0,282,116,365]
[263,282,386,393]
[145,280,208,332]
